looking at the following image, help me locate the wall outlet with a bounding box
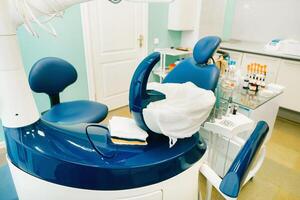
[154,38,160,45]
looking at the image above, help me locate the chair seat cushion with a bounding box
[42,100,108,124]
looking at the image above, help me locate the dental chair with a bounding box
[29,57,108,124]
[130,36,221,132]
[5,36,221,200]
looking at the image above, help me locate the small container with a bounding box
[169,63,176,71]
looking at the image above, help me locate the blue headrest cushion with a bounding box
[193,36,221,64]
[29,57,78,96]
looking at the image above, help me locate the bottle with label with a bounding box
[243,64,250,90]
[248,63,257,94]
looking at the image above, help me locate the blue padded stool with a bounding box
[29,57,108,124]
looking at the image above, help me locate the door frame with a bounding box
[80,2,149,102]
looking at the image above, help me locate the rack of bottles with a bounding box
[243,63,268,95]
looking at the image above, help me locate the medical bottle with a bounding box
[243,64,250,90]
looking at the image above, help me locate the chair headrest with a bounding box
[29,57,77,96]
[193,36,221,64]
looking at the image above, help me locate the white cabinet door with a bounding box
[277,60,300,112]
[241,54,281,84]
[168,0,197,31]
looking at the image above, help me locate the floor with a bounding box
[106,107,300,200]
[1,107,299,200]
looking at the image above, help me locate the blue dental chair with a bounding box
[3,36,270,199]
[4,37,222,195]
[130,36,222,131]
[29,57,108,124]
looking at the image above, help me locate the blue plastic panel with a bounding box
[4,120,206,190]
[219,121,269,198]
[129,52,165,131]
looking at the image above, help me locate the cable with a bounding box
[14,0,123,37]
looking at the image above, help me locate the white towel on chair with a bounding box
[143,82,216,147]
[108,117,148,142]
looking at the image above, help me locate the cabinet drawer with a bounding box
[277,59,300,112]
[241,54,280,84]
[119,191,162,200]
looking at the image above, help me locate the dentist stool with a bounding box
[29,57,108,124]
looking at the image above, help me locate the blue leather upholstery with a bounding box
[29,57,77,106]
[219,121,269,198]
[163,36,221,91]
[163,59,220,91]
[42,100,108,124]
[193,36,221,64]
[29,57,108,124]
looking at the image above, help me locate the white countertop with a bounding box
[155,48,193,56]
[220,40,300,61]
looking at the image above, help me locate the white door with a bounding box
[81,1,148,110]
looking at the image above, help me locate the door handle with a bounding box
[138,34,144,48]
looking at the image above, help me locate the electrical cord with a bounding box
[14,0,123,37]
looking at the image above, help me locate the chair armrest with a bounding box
[219,121,269,198]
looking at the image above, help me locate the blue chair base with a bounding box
[42,100,108,124]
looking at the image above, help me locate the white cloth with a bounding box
[143,82,216,147]
[108,117,148,141]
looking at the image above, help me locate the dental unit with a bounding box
[0,0,270,200]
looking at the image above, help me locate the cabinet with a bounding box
[168,0,197,31]
[220,44,300,113]
[276,60,300,112]
[119,191,162,200]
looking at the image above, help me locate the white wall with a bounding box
[180,0,227,48]
[231,0,300,42]
[198,0,227,38]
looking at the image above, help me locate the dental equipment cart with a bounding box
[200,89,283,177]
[153,48,193,82]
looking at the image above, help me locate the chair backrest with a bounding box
[163,36,221,91]
[29,57,78,107]
[129,36,221,132]
[129,52,162,131]
[219,121,269,198]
